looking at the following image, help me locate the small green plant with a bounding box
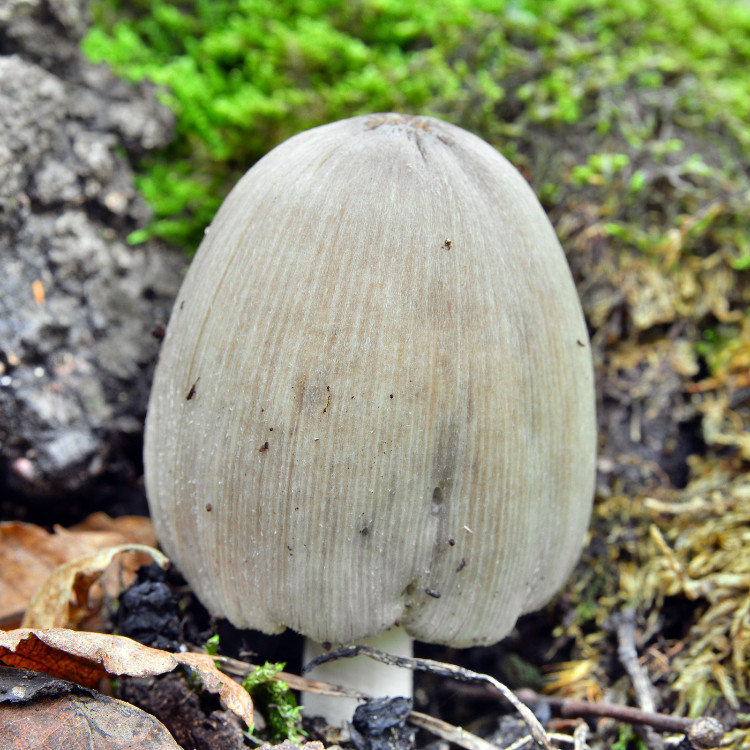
[242,662,305,743]
[204,633,220,656]
[695,322,744,375]
[611,724,648,750]
[570,152,630,186]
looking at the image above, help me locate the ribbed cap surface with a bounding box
[144,113,596,647]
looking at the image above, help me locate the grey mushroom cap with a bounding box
[144,113,596,648]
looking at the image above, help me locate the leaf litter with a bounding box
[0,628,253,728]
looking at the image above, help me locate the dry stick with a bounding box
[407,710,499,750]
[303,644,554,750]
[503,731,582,750]
[615,609,662,750]
[573,722,588,750]
[513,691,690,733]
[616,609,657,714]
[215,654,367,699]
[514,691,724,750]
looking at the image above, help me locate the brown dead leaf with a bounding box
[70,513,156,545]
[1,689,180,749]
[22,544,168,630]
[0,629,253,728]
[0,515,157,629]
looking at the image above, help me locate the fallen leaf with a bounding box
[0,629,253,728]
[70,513,156,545]
[0,665,180,749]
[0,515,157,628]
[22,544,168,629]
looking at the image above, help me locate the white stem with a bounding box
[301,625,414,727]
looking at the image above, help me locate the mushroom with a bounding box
[144,113,596,724]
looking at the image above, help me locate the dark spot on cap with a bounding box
[186,379,199,400]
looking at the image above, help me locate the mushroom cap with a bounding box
[144,113,596,648]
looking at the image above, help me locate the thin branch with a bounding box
[515,689,688,732]
[214,653,368,699]
[303,644,553,750]
[573,722,588,750]
[407,710,499,750]
[616,609,657,714]
[515,690,724,747]
[505,732,581,750]
[615,609,662,750]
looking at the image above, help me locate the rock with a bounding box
[0,4,186,511]
[0,0,89,70]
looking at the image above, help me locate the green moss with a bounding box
[695,321,745,374]
[242,662,304,743]
[84,0,504,250]
[611,724,648,750]
[83,0,750,261]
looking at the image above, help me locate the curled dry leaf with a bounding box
[0,691,182,750]
[0,629,253,728]
[70,513,157,544]
[21,544,168,630]
[0,515,157,629]
[0,666,180,750]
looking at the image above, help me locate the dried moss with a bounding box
[554,471,750,726]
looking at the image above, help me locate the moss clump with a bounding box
[83,0,750,257]
[83,0,506,249]
[242,662,304,743]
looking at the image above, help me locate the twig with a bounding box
[615,609,661,750]
[616,609,657,714]
[304,644,554,750]
[505,732,582,750]
[515,690,724,748]
[503,735,535,750]
[573,722,588,750]
[516,689,688,732]
[214,654,369,699]
[407,710,499,750]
